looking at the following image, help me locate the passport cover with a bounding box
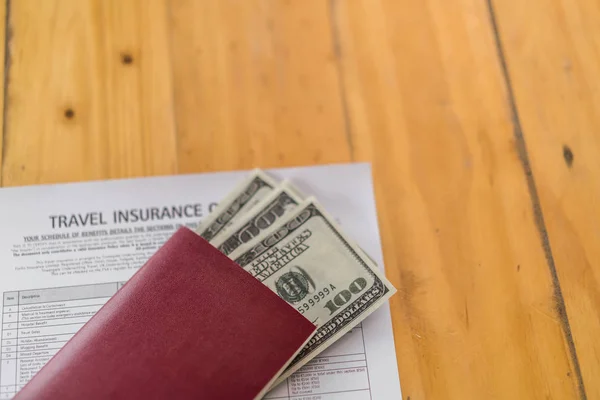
[14,227,316,400]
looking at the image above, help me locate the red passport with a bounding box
[14,227,316,400]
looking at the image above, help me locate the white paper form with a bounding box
[0,163,402,400]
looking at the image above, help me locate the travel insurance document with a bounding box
[0,163,402,400]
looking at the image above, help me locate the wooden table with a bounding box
[1,1,597,399]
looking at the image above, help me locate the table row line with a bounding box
[2,303,105,320]
[2,340,67,353]
[2,361,371,397]
[3,316,98,329]
[1,333,75,346]
[2,323,85,339]
[3,283,124,306]
[2,297,111,313]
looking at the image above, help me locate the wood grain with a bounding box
[333,0,579,398]
[0,0,6,184]
[1,0,597,399]
[169,0,352,173]
[492,0,600,397]
[2,0,177,187]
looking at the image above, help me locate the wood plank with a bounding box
[0,0,6,186]
[333,0,579,398]
[168,0,351,173]
[491,0,600,397]
[3,0,592,398]
[2,0,177,187]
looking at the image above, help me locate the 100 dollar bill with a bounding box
[211,181,304,255]
[196,169,277,241]
[229,197,397,383]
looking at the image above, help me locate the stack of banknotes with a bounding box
[195,169,397,385]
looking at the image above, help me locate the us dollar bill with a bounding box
[229,197,397,383]
[196,169,277,242]
[210,181,304,255]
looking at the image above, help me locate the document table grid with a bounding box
[1,283,373,400]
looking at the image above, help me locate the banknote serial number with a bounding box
[296,284,337,315]
[295,277,368,316]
